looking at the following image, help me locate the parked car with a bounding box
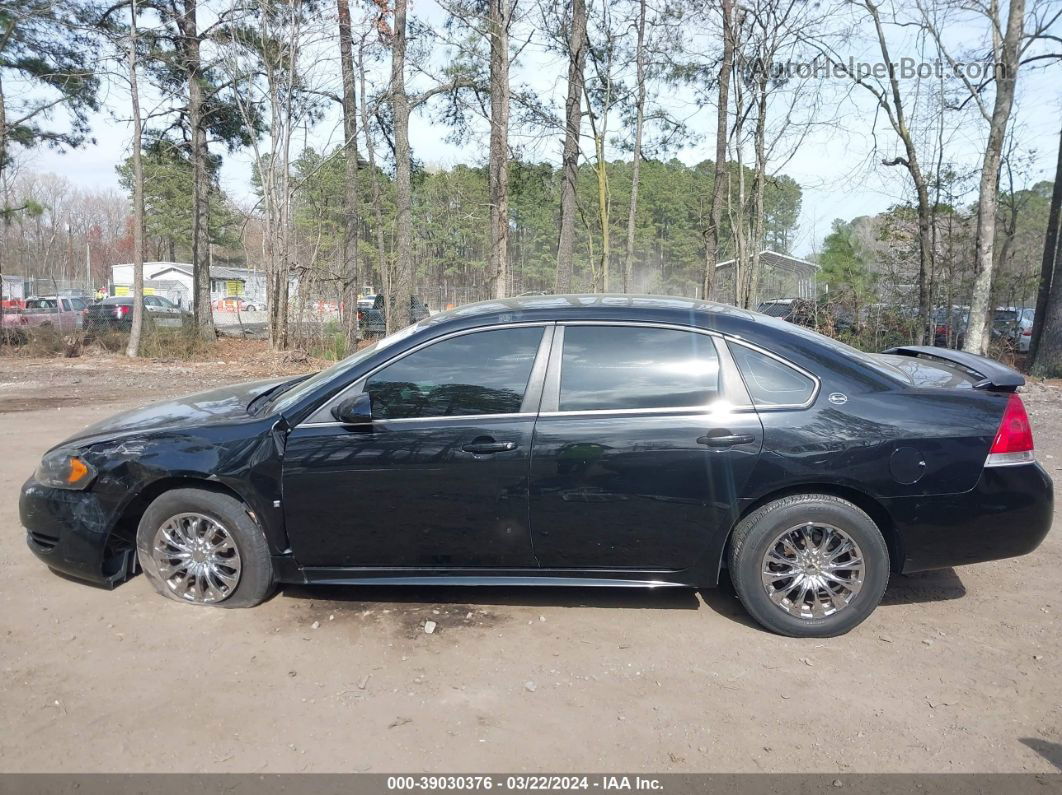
[216,297,259,312]
[991,308,1021,346]
[1017,308,1034,353]
[359,294,430,337]
[21,295,1052,637]
[85,295,189,330]
[21,296,85,331]
[757,298,855,334]
[932,307,968,348]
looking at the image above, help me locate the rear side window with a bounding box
[559,326,720,411]
[729,343,816,407]
[365,327,544,419]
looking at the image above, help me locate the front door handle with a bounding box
[697,432,755,447]
[462,440,518,454]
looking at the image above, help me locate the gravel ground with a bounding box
[0,352,1060,773]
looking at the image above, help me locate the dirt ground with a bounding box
[0,349,1060,773]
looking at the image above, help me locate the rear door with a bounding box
[528,324,763,570]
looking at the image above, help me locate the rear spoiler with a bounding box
[882,345,1025,391]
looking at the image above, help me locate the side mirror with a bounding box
[331,392,373,426]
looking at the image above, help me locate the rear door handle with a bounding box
[697,433,755,447]
[462,440,518,454]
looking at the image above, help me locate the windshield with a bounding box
[268,322,421,414]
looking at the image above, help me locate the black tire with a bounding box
[728,494,889,637]
[136,488,274,608]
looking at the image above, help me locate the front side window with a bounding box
[558,326,720,412]
[728,343,816,407]
[365,327,544,419]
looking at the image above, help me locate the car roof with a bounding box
[405,293,891,383]
[414,293,762,337]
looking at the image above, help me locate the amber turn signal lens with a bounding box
[66,457,90,485]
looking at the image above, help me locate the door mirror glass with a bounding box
[331,392,373,425]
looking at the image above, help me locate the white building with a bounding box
[110,262,278,308]
[2,274,25,303]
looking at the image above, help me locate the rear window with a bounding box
[728,343,816,407]
[869,353,979,389]
[25,299,58,310]
[102,297,132,305]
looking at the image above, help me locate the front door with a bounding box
[529,324,763,570]
[283,325,550,568]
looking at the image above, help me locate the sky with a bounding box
[22,0,1062,259]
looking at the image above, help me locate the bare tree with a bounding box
[583,0,622,292]
[555,0,587,293]
[1029,122,1062,362]
[174,0,216,341]
[837,0,934,343]
[622,0,647,294]
[387,0,413,333]
[357,29,390,306]
[337,0,360,345]
[956,0,1026,355]
[702,0,735,302]
[1032,212,1062,376]
[222,0,316,349]
[126,0,146,357]
[488,0,512,299]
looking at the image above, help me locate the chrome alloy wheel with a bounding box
[151,512,242,603]
[760,522,865,619]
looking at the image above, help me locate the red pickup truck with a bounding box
[18,296,88,331]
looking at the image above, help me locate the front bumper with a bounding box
[20,478,135,588]
[887,462,1054,573]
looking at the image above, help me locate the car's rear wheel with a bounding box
[136,488,274,608]
[728,494,889,637]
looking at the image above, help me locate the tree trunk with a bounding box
[623,0,646,295]
[178,0,214,342]
[747,74,768,309]
[126,0,146,358]
[358,38,389,303]
[488,0,511,300]
[555,0,587,294]
[702,0,733,302]
[1028,122,1062,362]
[963,0,1025,356]
[1032,226,1062,377]
[389,0,413,333]
[337,0,360,346]
[594,131,609,291]
[863,0,932,343]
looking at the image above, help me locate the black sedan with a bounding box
[84,295,190,330]
[20,296,1053,636]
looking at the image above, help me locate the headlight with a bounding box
[35,450,97,490]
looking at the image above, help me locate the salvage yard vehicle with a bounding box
[20,295,1053,637]
[84,295,189,330]
[21,296,85,331]
[359,293,431,337]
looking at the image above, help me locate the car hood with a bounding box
[56,377,293,449]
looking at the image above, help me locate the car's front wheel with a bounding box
[136,488,274,608]
[728,494,889,637]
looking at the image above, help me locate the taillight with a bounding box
[1022,329,1032,336]
[116,305,129,319]
[357,310,364,322]
[986,393,1035,467]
